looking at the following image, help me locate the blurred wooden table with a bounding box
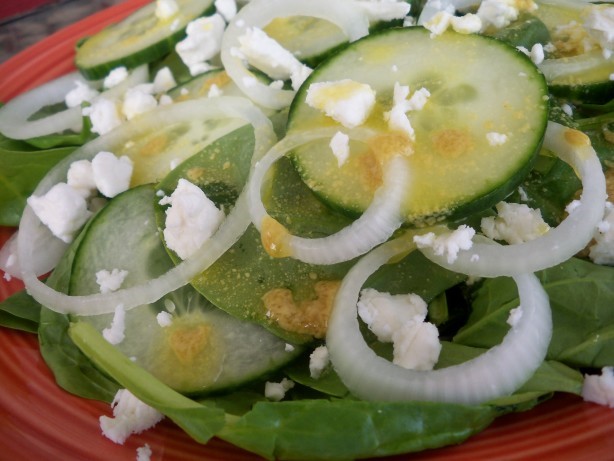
[0,0,128,63]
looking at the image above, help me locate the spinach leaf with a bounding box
[218,398,498,461]
[0,133,76,226]
[454,258,614,368]
[0,288,40,333]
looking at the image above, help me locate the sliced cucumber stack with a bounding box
[75,0,215,80]
[288,27,549,226]
[69,185,301,394]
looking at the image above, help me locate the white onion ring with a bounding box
[418,121,607,277]
[16,96,276,315]
[220,0,370,109]
[326,237,552,404]
[247,128,409,265]
[0,65,148,140]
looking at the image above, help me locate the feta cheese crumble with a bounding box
[65,80,99,108]
[155,0,179,20]
[329,131,350,167]
[82,98,123,135]
[583,5,614,58]
[384,82,430,140]
[152,67,177,94]
[236,27,312,91]
[136,444,153,461]
[27,183,92,243]
[306,79,376,129]
[175,15,226,76]
[357,288,440,370]
[67,159,97,198]
[582,367,614,408]
[309,345,330,379]
[100,389,164,444]
[102,304,126,345]
[589,202,614,265]
[122,86,158,120]
[103,67,129,89]
[160,178,225,260]
[264,378,295,401]
[486,131,508,146]
[413,225,475,264]
[481,202,550,244]
[357,0,411,22]
[91,151,134,198]
[156,311,174,327]
[215,0,237,22]
[96,268,129,294]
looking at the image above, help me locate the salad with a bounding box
[0,0,613,460]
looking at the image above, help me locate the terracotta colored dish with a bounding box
[0,1,613,460]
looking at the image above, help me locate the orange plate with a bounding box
[1,1,614,460]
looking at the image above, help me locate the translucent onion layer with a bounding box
[418,121,607,277]
[326,237,552,404]
[247,128,409,265]
[15,96,276,315]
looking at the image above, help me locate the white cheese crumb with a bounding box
[155,0,178,20]
[136,444,153,461]
[507,306,523,327]
[583,5,614,58]
[565,199,582,214]
[27,183,92,243]
[175,15,226,76]
[161,178,225,260]
[589,202,614,265]
[103,67,129,89]
[481,202,550,244]
[384,82,430,141]
[306,79,376,129]
[65,80,99,108]
[122,86,158,120]
[91,151,134,198]
[208,83,223,97]
[451,13,482,34]
[358,288,428,342]
[237,27,312,91]
[518,186,528,202]
[309,345,330,379]
[152,67,177,94]
[159,94,173,106]
[329,131,350,167]
[156,311,173,327]
[486,131,508,146]
[264,378,295,401]
[582,367,614,408]
[517,43,545,65]
[215,0,237,22]
[67,159,97,198]
[413,225,475,264]
[358,288,440,370]
[96,268,129,294]
[357,0,411,22]
[82,98,122,135]
[477,0,519,30]
[102,304,126,345]
[424,10,453,36]
[100,389,164,444]
[284,343,295,352]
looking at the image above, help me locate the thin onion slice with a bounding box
[326,237,552,405]
[0,65,148,140]
[220,0,370,109]
[15,96,276,315]
[247,128,409,265]
[419,121,607,277]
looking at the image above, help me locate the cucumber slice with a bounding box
[533,1,614,103]
[287,27,549,225]
[69,185,301,394]
[75,0,215,80]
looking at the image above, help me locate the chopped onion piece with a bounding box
[15,97,276,315]
[419,121,607,277]
[247,128,408,265]
[327,237,552,404]
[220,0,369,109]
